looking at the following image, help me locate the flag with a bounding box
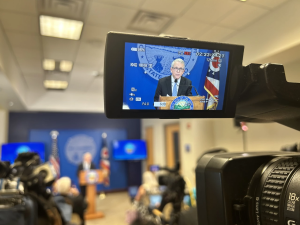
[204,50,221,110]
[100,133,110,186]
[49,130,60,178]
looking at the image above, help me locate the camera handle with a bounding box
[234,63,300,131]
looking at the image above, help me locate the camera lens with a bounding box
[248,157,300,225]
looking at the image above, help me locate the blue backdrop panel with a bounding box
[29,129,127,192]
[123,42,230,110]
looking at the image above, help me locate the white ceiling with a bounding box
[0,0,299,112]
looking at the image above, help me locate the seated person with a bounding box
[53,177,87,225]
[154,58,192,102]
[134,171,159,204]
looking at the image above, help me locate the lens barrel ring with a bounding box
[260,158,300,225]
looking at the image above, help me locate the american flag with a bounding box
[100,133,110,186]
[49,130,60,178]
[204,51,221,110]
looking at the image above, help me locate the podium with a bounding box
[158,96,205,110]
[79,170,105,220]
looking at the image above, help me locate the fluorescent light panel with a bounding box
[44,80,68,89]
[40,15,83,40]
[43,59,55,71]
[60,61,73,72]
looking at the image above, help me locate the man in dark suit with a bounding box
[154,58,192,102]
[76,153,96,198]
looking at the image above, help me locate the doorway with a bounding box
[145,127,154,169]
[165,123,180,168]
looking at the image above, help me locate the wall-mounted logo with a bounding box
[170,96,194,110]
[16,145,30,154]
[137,44,198,80]
[65,134,96,165]
[125,143,136,154]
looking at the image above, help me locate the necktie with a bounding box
[172,83,177,96]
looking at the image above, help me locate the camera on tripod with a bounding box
[0,152,60,225]
[104,32,300,225]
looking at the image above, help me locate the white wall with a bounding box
[142,118,300,185]
[142,119,215,184]
[212,119,300,152]
[0,108,8,157]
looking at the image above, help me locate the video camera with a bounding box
[104,32,300,225]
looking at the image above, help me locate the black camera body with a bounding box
[196,152,300,225]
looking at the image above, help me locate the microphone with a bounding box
[178,85,201,96]
[190,85,200,96]
[175,79,178,83]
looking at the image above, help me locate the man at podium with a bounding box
[76,153,96,198]
[154,58,192,102]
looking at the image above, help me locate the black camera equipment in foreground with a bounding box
[104,32,300,225]
[0,152,61,225]
[156,162,186,223]
[196,152,300,225]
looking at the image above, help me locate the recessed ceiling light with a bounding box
[240,0,247,1]
[60,61,73,72]
[44,80,68,90]
[9,101,14,107]
[43,59,55,71]
[40,15,84,40]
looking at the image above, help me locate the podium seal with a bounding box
[85,170,99,184]
[170,96,194,110]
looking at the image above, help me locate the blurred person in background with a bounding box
[54,177,87,225]
[134,171,159,203]
[76,152,96,198]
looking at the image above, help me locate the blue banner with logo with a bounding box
[123,42,229,110]
[29,129,127,191]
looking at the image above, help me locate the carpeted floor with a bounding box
[86,192,131,225]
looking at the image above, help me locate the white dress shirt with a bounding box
[83,162,90,170]
[171,76,181,94]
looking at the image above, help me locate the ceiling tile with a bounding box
[81,25,111,41]
[42,37,79,61]
[68,75,95,92]
[141,0,194,17]
[183,0,240,24]
[75,41,105,68]
[0,0,37,14]
[17,58,43,74]
[196,26,236,42]
[6,32,41,49]
[92,0,144,9]
[0,12,39,34]
[71,63,100,78]
[246,0,289,9]
[12,47,42,59]
[86,2,137,29]
[219,4,268,29]
[24,75,45,91]
[86,77,103,93]
[164,17,209,39]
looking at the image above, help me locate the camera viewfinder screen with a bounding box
[123,42,230,110]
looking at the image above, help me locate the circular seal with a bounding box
[125,143,136,154]
[65,134,97,165]
[209,51,222,73]
[170,96,194,110]
[137,44,198,80]
[85,170,99,184]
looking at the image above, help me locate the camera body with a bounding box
[196,152,300,225]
